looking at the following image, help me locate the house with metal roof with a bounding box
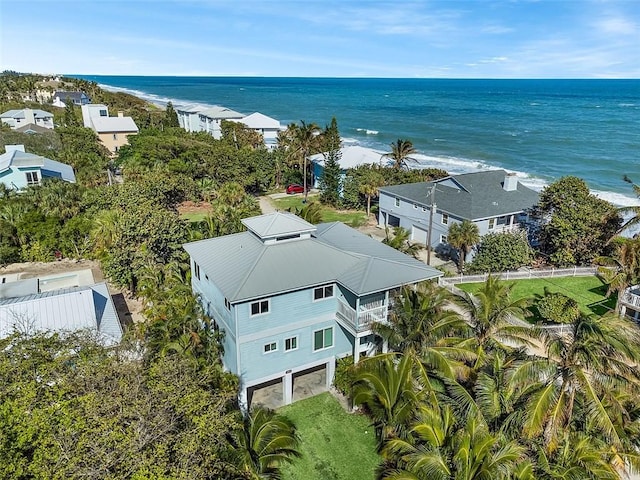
[175,104,245,139]
[0,281,123,345]
[183,211,441,408]
[309,145,386,188]
[0,108,55,130]
[52,90,91,107]
[378,170,539,258]
[0,145,76,190]
[232,112,283,148]
[81,104,139,155]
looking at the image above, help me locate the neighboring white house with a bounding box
[0,145,76,190]
[52,91,91,107]
[0,108,55,130]
[81,104,139,155]
[310,145,386,188]
[176,104,245,139]
[232,112,283,148]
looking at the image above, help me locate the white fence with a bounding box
[440,266,598,286]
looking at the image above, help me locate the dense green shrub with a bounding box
[537,291,580,324]
[467,231,533,273]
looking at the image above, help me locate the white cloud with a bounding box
[594,15,637,35]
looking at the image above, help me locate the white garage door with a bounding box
[411,225,428,245]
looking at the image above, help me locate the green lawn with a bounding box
[456,275,615,319]
[271,196,368,227]
[279,392,379,480]
[179,211,208,223]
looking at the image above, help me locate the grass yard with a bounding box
[279,392,379,480]
[456,275,615,320]
[271,196,368,227]
[179,211,208,223]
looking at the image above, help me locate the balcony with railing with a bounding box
[621,286,640,310]
[336,297,388,333]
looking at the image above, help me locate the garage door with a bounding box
[411,225,428,245]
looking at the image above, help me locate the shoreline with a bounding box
[95,80,639,208]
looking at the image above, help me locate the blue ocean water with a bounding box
[75,76,640,205]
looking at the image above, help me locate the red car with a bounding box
[286,184,306,194]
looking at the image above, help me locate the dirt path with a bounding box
[259,196,276,214]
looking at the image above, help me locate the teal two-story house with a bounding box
[183,212,441,408]
[0,145,76,190]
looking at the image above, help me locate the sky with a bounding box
[1,0,639,78]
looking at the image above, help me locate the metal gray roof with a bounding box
[0,150,76,182]
[379,170,539,220]
[184,214,442,303]
[0,282,122,345]
[309,145,386,170]
[242,211,316,239]
[0,109,53,119]
[198,106,244,119]
[90,116,139,133]
[0,278,39,299]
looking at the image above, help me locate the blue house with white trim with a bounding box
[183,212,441,408]
[0,145,76,190]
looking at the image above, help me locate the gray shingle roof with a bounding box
[184,215,441,303]
[379,170,539,220]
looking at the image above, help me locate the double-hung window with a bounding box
[394,197,400,207]
[285,336,298,352]
[313,327,333,351]
[251,299,269,316]
[442,213,449,225]
[313,285,334,301]
[488,218,495,230]
[194,262,200,280]
[25,171,39,185]
[263,342,277,354]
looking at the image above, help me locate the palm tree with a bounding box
[359,171,385,217]
[522,312,640,455]
[382,226,422,259]
[292,121,321,202]
[595,238,640,315]
[448,220,480,273]
[231,406,301,479]
[454,275,539,370]
[372,283,471,379]
[384,139,417,170]
[615,175,640,236]
[288,201,323,224]
[379,404,525,480]
[353,353,427,448]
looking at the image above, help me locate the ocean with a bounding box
[74,76,640,206]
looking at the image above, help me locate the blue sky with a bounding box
[1,1,639,78]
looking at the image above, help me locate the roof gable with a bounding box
[242,212,316,240]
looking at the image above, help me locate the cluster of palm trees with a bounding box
[351,278,640,479]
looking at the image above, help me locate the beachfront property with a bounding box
[378,170,539,259]
[52,90,91,107]
[81,104,139,155]
[309,145,386,189]
[619,286,640,322]
[231,112,283,148]
[0,270,122,345]
[0,108,55,130]
[0,145,76,190]
[176,104,244,139]
[183,211,441,408]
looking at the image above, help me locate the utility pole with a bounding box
[426,183,437,265]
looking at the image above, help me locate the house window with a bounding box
[313,285,334,301]
[422,206,427,212]
[440,235,448,244]
[25,171,39,185]
[194,262,200,280]
[488,218,495,230]
[313,327,333,351]
[99,109,107,117]
[251,299,270,316]
[395,197,400,207]
[263,342,277,354]
[285,336,298,352]
[442,213,449,225]
[224,298,231,310]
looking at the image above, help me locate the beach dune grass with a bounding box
[271,196,368,227]
[456,275,615,321]
[279,392,379,480]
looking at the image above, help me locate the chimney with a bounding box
[117,111,124,118]
[503,172,518,192]
[23,108,35,125]
[5,145,26,153]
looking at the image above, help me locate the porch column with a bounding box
[620,304,627,318]
[382,340,389,354]
[353,335,360,364]
[239,386,249,412]
[283,371,293,405]
[326,359,335,389]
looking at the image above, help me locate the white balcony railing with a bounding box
[336,298,388,332]
[622,286,640,308]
